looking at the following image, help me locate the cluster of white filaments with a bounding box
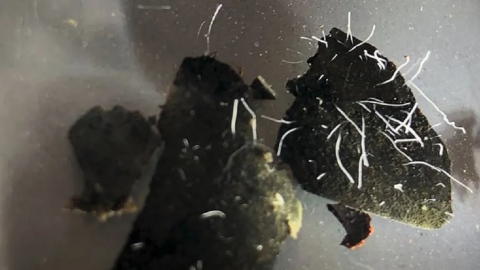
[227,9,472,199]
[295,12,470,193]
[335,52,471,192]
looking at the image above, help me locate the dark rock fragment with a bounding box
[276,28,453,229]
[68,105,160,221]
[327,203,373,249]
[113,56,301,270]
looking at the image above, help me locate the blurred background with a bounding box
[1,0,480,269]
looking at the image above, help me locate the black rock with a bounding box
[68,105,161,220]
[327,203,373,249]
[113,56,301,270]
[276,28,453,229]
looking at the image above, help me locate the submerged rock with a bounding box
[68,105,160,221]
[276,28,453,229]
[113,56,301,270]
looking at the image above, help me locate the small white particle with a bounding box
[408,81,465,133]
[178,168,186,180]
[205,4,223,55]
[364,50,386,70]
[231,99,239,136]
[321,124,328,129]
[428,123,442,130]
[200,210,226,219]
[349,24,376,52]
[131,242,144,250]
[389,123,424,148]
[256,245,263,251]
[240,98,257,141]
[374,51,386,64]
[381,131,413,161]
[300,36,315,42]
[402,57,422,76]
[183,138,190,148]
[335,106,363,135]
[360,116,369,167]
[434,143,444,156]
[137,5,171,10]
[223,144,249,172]
[394,183,404,192]
[358,100,411,107]
[357,155,363,189]
[377,55,410,85]
[406,51,430,84]
[327,123,343,140]
[405,161,472,193]
[273,193,285,206]
[445,212,454,217]
[286,48,305,56]
[375,111,399,133]
[311,35,328,48]
[356,102,372,113]
[277,127,301,156]
[394,127,424,149]
[369,97,383,102]
[260,115,295,124]
[379,201,385,206]
[316,172,326,180]
[192,145,200,150]
[394,138,423,145]
[436,183,446,188]
[282,59,303,64]
[196,20,206,42]
[346,11,353,43]
[336,132,355,184]
[393,103,418,133]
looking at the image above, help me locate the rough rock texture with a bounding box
[68,105,161,220]
[276,28,452,229]
[113,56,301,270]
